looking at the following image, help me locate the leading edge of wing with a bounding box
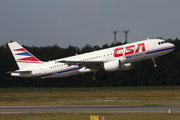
[57,60,104,65]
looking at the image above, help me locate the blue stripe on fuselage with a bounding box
[126,46,175,59]
[36,66,84,78]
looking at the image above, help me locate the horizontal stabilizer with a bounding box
[7,70,31,73]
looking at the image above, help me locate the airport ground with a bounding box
[0,113,180,120]
[0,86,180,120]
[1,86,180,106]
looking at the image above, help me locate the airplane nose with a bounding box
[172,43,175,48]
[171,43,175,50]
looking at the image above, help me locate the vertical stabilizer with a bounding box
[8,42,43,69]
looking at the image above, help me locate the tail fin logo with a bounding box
[13,48,42,64]
[13,48,26,52]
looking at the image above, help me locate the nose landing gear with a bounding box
[151,57,157,67]
[92,74,107,80]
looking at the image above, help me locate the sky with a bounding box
[0,0,180,48]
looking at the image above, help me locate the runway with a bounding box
[0,105,180,113]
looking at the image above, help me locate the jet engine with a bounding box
[104,60,133,72]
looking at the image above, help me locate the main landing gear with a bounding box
[92,71,107,80]
[151,57,157,67]
[92,75,98,80]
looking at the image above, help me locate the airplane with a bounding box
[7,38,175,80]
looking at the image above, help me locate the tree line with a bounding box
[0,38,179,87]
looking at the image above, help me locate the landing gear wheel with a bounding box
[101,74,107,79]
[151,57,157,67]
[92,75,98,80]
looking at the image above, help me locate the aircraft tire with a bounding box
[92,75,98,80]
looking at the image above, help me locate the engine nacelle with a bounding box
[104,60,120,72]
[104,60,133,72]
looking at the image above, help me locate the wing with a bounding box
[57,60,105,69]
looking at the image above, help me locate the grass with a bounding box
[0,86,180,106]
[0,113,180,120]
[0,87,180,120]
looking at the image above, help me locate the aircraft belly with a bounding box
[146,48,173,58]
[61,69,81,77]
[44,70,80,78]
[126,55,147,63]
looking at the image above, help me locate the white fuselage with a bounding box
[11,39,175,78]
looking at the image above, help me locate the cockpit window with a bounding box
[158,41,167,45]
